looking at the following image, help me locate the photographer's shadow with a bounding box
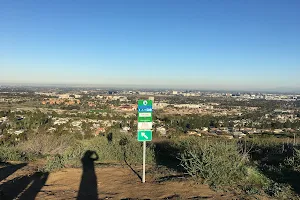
[77,150,99,200]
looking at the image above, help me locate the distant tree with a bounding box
[223,120,229,127]
[0,123,7,133]
[284,120,292,128]
[186,123,191,129]
[129,120,134,129]
[107,132,113,142]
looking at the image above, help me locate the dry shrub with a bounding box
[17,133,75,156]
[179,138,248,186]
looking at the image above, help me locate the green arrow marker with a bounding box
[137,130,152,141]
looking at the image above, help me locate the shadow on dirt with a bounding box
[119,136,143,181]
[77,150,99,200]
[0,171,49,200]
[156,174,188,183]
[123,150,142,181]
[0,162,27,182]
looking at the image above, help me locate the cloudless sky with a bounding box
[1,0,300,90]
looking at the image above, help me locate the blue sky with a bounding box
[1,0,300,90]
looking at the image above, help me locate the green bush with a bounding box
[244,167,270,188]
[284,147,300,172]
[54,134,156,169]
[241,167,271,195]
[43,154,66,172]
[179,138,248,186]
[61,140,86,167]
[265,182,294,199]
[0,145,22,162]
[0,144,30,162]
[70,134,155,165]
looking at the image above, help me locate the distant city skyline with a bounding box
[1,81,300,93]
[1,0,300,91]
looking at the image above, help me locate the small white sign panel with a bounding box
[138,122,153,130]
[139,113,152,117]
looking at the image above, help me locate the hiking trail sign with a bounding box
[137,99,153,183]
[137,130,152,141]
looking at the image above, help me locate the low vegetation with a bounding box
[1,133,300,199]
[0,132,155,172]
[177,137,300,198]
[0,144,27,162]
[179,138,248,186]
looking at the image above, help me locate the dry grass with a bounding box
[17,133,75,156]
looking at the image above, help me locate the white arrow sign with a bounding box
[141,132,148,139]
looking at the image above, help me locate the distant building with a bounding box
[41,98,80,105]
[58,94,70,99]
[153,103,168,109]
[172,91,178,95]
[202,127,209,132]
[174,104,200,109]
[118,104,137,111]
[149,96,154,102]
[108,91,117,95]
[273,129,283,134]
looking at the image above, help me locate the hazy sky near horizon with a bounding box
[1,0,300,90]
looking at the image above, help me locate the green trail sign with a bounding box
[137,130,152,141]
[137,99,153,183]
[138,100,153,107]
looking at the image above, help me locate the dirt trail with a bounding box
[38,167,222,200]
[0,162,237,200]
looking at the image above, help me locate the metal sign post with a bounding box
[137,100,153,183]
[143,141,146,183]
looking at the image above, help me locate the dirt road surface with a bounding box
[0,162,240,200]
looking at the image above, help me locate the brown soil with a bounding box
[0,162,264,200]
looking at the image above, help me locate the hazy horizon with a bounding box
[1,1,300,90]
[1,81,300,93]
